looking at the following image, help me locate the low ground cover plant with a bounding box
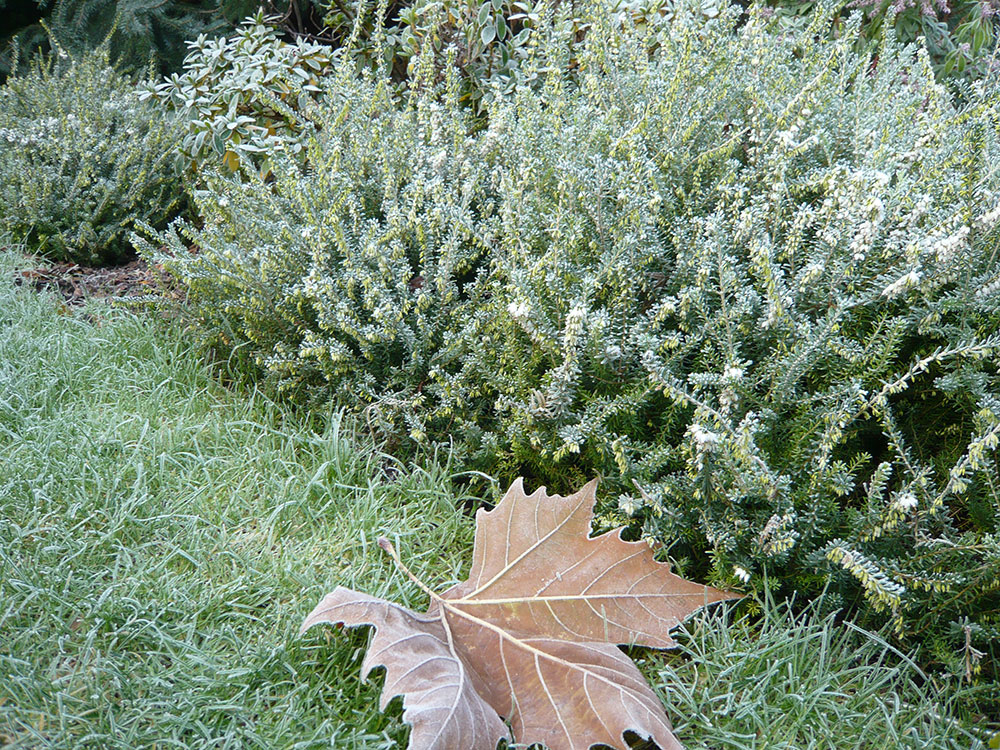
[0,42,185,264]
[142,0,1000,702]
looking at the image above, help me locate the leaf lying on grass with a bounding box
[302,478,739,750]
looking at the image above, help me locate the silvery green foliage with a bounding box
[335,0,718,112]
[0,44,184,264]
[142,12,335,175]
[137,56,498,435]
[463,3,1000,668]
[143,0,1000,686]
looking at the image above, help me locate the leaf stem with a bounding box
[378,536,442,602]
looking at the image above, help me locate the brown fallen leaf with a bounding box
[302,478,740,750]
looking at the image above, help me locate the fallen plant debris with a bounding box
[301,478,739,750]
[15,259,159,305]
[13,258,182,307]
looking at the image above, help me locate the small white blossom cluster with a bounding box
[849,192,887,262]
[976,276,1000,298]
[563,305,588,351]
[508,300,531,319]
[689,423,721,452]
[724,365,744,380]
[975,200,1000,232]
[893,492,918,511]
[882,270,922,297]
[930,226,970,264]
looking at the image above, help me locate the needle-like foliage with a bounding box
[0,42,185,263]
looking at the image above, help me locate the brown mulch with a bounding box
[14,258,180,307]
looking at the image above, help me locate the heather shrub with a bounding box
[0,43,184,264]
[463,5,1000,685]
[145,1,1000,695]
[137,55,498,433]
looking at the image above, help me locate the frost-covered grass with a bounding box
[651,599,986,750]
[0,251,475,748]
[0,250,984,748]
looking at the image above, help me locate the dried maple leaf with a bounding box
[302,478,739,750]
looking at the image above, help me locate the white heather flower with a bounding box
[777,129,797,148]
[724,365,744,380]
[976,278,1000,298]
[850,220,875,261]
[734,566,751,584]
[894,492,918,511]
[882,270,921,298]
[932,226,970,263]
[801,262,824,285]
[910,194,932,225]
[507,300,530,319]
[976,201,1000,231]
[566,305,587,328]
[868,195,885,221]
[689,423,720,451]
[719,388,736,413]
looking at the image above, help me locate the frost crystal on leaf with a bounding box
[302,479,739,750]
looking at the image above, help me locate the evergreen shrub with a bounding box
[0,0,237,80]
[137,54,498,431]
[143,13,336,175]
[471,7,1000,686]
[766,0,1000,79]
[0,43,184,264]
[143,2,1000,691]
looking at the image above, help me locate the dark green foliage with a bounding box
[0,43,185,263]
[2,0,229,79]
[760,0,1000,79]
